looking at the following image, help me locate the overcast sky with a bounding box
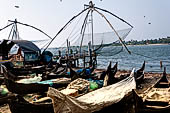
[0,0,170,44]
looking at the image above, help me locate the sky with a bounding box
[0,0,170,47]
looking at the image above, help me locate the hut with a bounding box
[0,39,41,65]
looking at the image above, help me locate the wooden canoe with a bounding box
[1,64,71,94]
[5,78,70,94]
[47,69,136,113]
[0,93,15,105]
[135,61,145,86]
[3,62,46,75]
[8,95,54,113]
[133,67,170,113]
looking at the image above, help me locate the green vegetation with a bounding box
[125,36,170,45]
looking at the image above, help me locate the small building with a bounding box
[0,39,41,65]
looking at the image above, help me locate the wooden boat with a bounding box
[48,68,136,113]
[44,61,98,80]
[8,63,123,113]
[2,62,67,81]
[0,93,15,105]
[103,62,118,86]
[44,72,69,80]
[97,62,117,80]
[1,64,45,81]
[2,65,71,94]
[135,61,145,86]
[3,61,62,77]
[0,75,4,85]
[98,61,112,80]
[8,95,54,113]
[4,78,71,94]
[133,67,170,113]
[45,64,94,81]
[103,62,132,87]
[3,61,45,75]
[68,61,118,83]
[5,79,48,94]
[1,67,34,81]
[154,67,169,88]
[43,67,69,80]
[94,91,134,113]
[48,63,64,73]
[68,59,96,80]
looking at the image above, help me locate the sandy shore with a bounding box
[0,70,168,113]
[0,104,10,113]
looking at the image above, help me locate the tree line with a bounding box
[125,36,170,45]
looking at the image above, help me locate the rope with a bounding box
[59,29,80,47]
[8,24,15,39]
[8,20,52,40]
[80,9,91,53]
[0,23,14,32]
[110,46,123,56]
[94,7,133,28]
[40,41,51,51]
[59,12,85,48]
[93,8,131,54]
[43,7,89,52]
[99,45,123,56]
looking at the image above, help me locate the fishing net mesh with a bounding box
[32,9,132,54]
[73,28,132,47]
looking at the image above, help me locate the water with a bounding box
[49,44,170,73]
[97,44,170,73]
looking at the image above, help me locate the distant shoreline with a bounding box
[127,43,169,46]
[147,43,169,45]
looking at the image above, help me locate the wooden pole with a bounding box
[88,41,92,66]
[83,51,86,68]
[91,10,94,51]
[93,8,131,54]
[43,7,89,52]
[89,49,92,67]
[160,60,162,69]
[58,50,61,57]
[79,9,91,53]
[0,64,2,74]
[67,39,69,55]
